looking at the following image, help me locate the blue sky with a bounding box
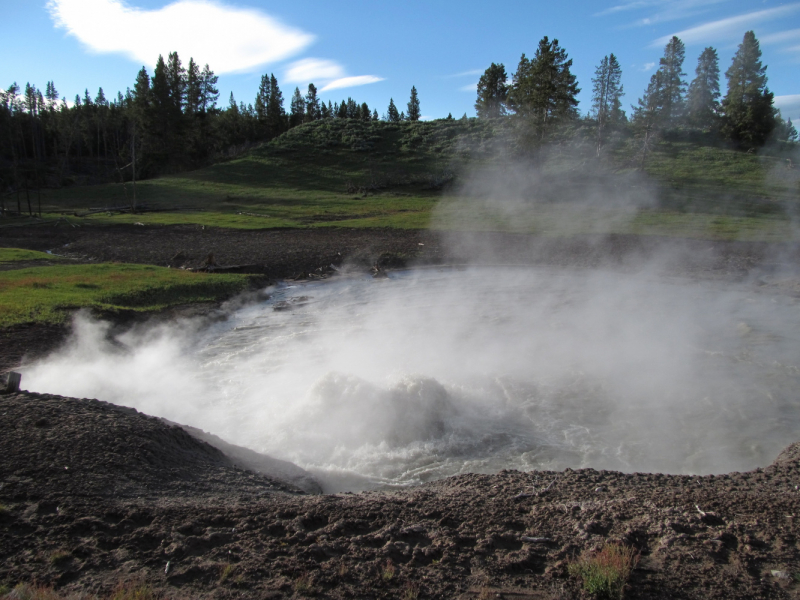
[2,0,800,121]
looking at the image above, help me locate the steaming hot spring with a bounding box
[25,266,800,492]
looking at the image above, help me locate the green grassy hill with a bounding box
[8,118,800,241]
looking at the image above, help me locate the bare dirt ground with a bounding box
[1,391,799,599]
[2,224,800,598]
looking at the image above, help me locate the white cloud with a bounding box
[775,94,800,120]
[320,76,385,92]
[447,69,483,78]
[652,4,800,47]
[459,83,477,92]
[641,62,656,71]
[47,0,314,74]
[596,0,728,25]
[761,28,800,45]
[285,58,344,84]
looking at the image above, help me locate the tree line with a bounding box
[475,31,798,156]
[0,52,423,212]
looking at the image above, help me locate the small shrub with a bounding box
[294,573,314,596]
[402,582,420,600]
[108,582,156,600]
[49,550,71,566]
[568,543,639,599]
[218,563,235,584]
[381,560,396,582]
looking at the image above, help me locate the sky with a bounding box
[2,0,799,121]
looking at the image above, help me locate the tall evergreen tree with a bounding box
[686,47,721,129]
[199,64,219,112]
[657,36,687,124]
[507,37,580,138]
[591,53,624,154]
[165,52,186,115]
[185,58,202,116]
[304,83,320,122]
[360,102,371,121]
[475,63,508,118]
[289,87,305,128]
[265,74,286,136]
[407,86,421,121]
[255,74,270,125]
[633,36,686,128]
[721,31,777,147]
[386,98,400,122]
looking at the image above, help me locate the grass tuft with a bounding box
[568,543,639,599]
[381,559,396,582]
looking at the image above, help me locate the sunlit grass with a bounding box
[0,263,249,327]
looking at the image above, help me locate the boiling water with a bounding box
[26,267,800,492]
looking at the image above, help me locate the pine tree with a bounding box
[686,47,721,129]
[305,83,320,122]
[360,102,371,121]
[199,65,219,112]
[266,74,286,136]
[166,52,186,115]
[633,37,686,129]
[786,118,798,142]
[721,31,777,147]
[337,100,348,119]
[386,98,400,122]
[346,98,359,119]
[407,86,421,121]
[658,36,686,124]
[289,87,305,128]
[372,109,379,121]
[507,37,580,138]
[255,74,270,124]
[591,53,624,154]
[185,58,202,116]
[475,63,508,118]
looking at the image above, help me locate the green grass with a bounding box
[0,263,250,327]
[568,543,639,600]
[0,248,63,263]
[7,119,800,242]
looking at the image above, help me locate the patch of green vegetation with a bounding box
[568,543,639,600]
[0,263,250,327]
[0,248,63,263]
[15,119,800,242]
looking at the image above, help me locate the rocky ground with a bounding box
[2,223,800,598]
[1,391,799,599]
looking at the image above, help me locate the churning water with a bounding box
[26,266,800,492]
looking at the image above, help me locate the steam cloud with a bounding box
[23,144,800,493]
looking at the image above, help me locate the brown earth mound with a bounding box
[1,390,800,599]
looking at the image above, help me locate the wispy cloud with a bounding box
[596,0,728,26]
[761,28,800,45]
[47,0,313,74]
[285,58,344,84]
[774,94,800,120]
[640,62,656,71]
[320,76,385,92]
[459,83,477,92]
[447,69,483,78]
[652,4,800,47]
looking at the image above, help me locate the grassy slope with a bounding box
[1,120,798,328]
[19,118,799,241]
[0,263,250,327]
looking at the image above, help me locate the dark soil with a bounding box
[2,224,800,598]
[1,391,799,599]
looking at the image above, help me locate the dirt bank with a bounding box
[1,391,799,599]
